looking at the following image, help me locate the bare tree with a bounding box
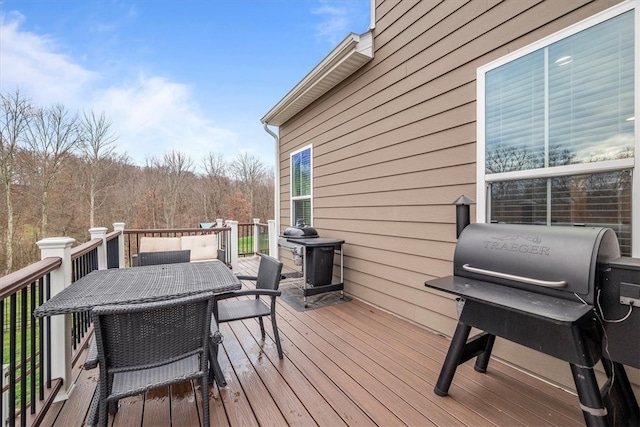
[255,167,275,221]
[152,151,194,228]
[23,103,80,237]
[229,152,265,218]
[201,152,230,220]
[0,89,33,274]
[78,110,118,227]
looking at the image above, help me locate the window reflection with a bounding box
[485,11,634,173]
[491,171,632,256]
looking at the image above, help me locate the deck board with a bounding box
[324,300,568,426]
[46,256,585,427]
[344,299,584,426]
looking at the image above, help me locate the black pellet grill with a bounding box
[425,223,639,427]
[278,225,344,306]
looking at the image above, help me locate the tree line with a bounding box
[1,89,274,275]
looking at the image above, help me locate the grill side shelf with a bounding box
[425,275,592,323]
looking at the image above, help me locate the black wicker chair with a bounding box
[214,254,284,359]
[137,249,191,266]
[87,293,213,427]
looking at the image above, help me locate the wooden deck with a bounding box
[40,256,584,427]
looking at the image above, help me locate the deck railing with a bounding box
[123,219,277,270]
[0,227,124,427]
[122,224,232,268]
[0,219,278,426]
[0,258,61,427]
[238,219,271,257]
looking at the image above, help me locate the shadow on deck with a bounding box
[40,256,583,427]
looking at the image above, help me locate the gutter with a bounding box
[263,123,280,243]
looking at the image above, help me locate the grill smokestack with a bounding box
[453,195,474,239]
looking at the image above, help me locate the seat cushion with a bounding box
[217,299,271,322]
[139,237,181,253]
[181,235,218,262]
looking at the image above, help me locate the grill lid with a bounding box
[453,223,620,304]
[283,224,319,239]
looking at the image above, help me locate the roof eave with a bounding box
[261,30,374,127]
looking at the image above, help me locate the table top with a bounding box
[34,261,241,317]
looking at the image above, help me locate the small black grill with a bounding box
[425,223,640,427]
[279,225,345,307]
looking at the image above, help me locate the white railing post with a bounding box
[89,227,108,270]
[226,220,239,271]
[216,218,224,228]
[253,218,260,254]
[36,237,76,401]
[113,222,125,268]
[268,219,278,259]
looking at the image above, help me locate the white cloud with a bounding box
[0,12,96,107]
[93,75,238,168]
[573,133,635,163]
[312,0,368,45]
[1,12,240,171]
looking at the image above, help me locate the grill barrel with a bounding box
[453,223,621,305]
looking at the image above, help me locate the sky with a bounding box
[0,0,371,171]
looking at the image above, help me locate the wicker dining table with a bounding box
[33,261,241,317]
[33,261,241,389]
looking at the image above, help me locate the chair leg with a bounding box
[86,385,99,427]
[210,357,227,387]
[98,397,108,427]
[271,313,283,359]
[258,318,265,339]
[208,343,227,387]
[200,372,210,427]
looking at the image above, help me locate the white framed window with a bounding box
[476,2,638,257]
[290,145,313,226]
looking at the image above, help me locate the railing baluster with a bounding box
[30,283,36,415]
[38,278,44,401]
[9,294,16,427]
[0,299,4,426]
[45,275,51,390]
[20,288,27,427]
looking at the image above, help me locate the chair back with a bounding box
[138,249,191,266]
[92,293,212,371]
[256,255,284,291]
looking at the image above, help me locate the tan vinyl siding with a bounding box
[276,0,630,392]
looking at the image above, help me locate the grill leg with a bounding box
[474,333,495,373]
[434,322,471,396]
[601,359,640,426]
[570,363,608,427]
